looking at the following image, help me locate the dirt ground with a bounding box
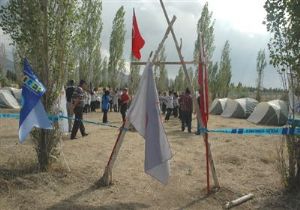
[0,110,300,210]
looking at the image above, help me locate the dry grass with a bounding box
[0,109,299,209]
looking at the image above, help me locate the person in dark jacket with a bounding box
[102,90,110,123]
[70,80,89,139]
[65,80,75,132]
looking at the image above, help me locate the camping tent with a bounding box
[209,98,228,115]
[0,89,21,109]
[247,100,288,125]
[1,87,22,104]
[221,98,258,119]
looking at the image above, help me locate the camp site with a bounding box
[0,0,300,209]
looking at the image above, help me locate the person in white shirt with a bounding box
[164,91,174,121]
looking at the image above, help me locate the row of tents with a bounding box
[0,88,289,126]
[210,97,288,126]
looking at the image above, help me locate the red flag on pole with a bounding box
[132,9,145,60]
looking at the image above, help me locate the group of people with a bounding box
[65,80,131,140]
[65,79,200,140]
[159,88,195,133]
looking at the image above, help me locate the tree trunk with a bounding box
[38,130,50,171]
[287,135,300,190]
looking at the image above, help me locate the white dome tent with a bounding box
[209,98,228,115]
[0,88,21,109]
[221,98,258,119]
[247,100,288,126]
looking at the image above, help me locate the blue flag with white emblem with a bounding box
[19,58,52,143]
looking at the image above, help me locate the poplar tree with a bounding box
[174,66,185,92]
[77,0,103,86]
[265,0,300,189]
[129,57,141,94]
[256,49,267,101]
[108,6,126,89]
[194,2,216,91]
[157,46,168,91]
[218,40,231,97]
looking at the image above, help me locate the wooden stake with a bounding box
[225,194,254,209]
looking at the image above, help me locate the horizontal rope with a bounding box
[1,113,300,136]
[205,127,300,135]
[0,113,120,129]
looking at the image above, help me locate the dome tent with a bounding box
[209,98,228,115]
[221,98,258,119]
[2,87,22,104]
[0,89,20,109]
[247,100,288,126]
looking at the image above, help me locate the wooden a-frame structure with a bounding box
[98,0,219,193]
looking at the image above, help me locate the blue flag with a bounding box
[19,58,52,143]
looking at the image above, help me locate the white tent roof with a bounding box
[221,98,258,119]
[209,98,228,115]
[247,99,288,125]
[0,89,21,109]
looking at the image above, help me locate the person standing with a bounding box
[173,92,179,118]
[112,89,119,112]
[70,80,89,139]
[164,91,174,122]
[65,80,75,133]
[90,88,97,112]
[180,88,193,133]
[102,90,110,123]
[120,88,130,122]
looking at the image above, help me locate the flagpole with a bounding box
[98,16,177,186]
[159,0,219,193]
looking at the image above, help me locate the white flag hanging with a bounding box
[127,62,172,184]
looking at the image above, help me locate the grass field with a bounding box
[0,110,299,209]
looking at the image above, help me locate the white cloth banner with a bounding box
[58,87,69,133]
[127,62,172,184]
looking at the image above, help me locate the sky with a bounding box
[0,0,283,88]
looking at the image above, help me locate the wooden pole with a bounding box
[159,0,219,193]
[225,194,254,209]
[98,16,177,186]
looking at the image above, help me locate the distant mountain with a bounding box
[0,56,14,73]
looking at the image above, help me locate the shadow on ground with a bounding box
[47,185,149,210]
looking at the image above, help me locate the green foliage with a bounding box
[194,2,215,63]
[156,46,168,92]
[209,62,219,100]
[264,0,300,74]
[217,40,232,97]
[183,67,194,90]
[108,6,126,89]
[256,49,267,101]
[129,57,141,94]
[100,57,108,87]
[76,0,103,85]
[193,2,217,99]
[264,0,300,190]
[174,66,185,92]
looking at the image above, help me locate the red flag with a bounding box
[198,36,209,127]
[132,9,145,60]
